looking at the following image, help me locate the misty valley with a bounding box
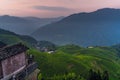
[0,8,120,80]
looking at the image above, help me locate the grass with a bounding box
[28,45,120,80]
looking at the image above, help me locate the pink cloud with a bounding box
[0,0,120,18]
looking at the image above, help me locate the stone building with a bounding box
[0,43,38,80]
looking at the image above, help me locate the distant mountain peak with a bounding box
[32,8,120,46]
[94,8,120,13]
[1,15,10,17]
[96,8,119,11]
[0,15,63,35]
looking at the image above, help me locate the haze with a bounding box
[0,0,120,18]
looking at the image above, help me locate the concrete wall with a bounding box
[1,52,26,78]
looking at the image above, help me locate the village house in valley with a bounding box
[0,42,38,80]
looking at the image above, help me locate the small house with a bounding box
[0,43,28,80]
[87,46,94,49]
[48,51,54,54]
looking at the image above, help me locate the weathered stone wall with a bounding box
[25,69,40,80]
[1,52,26,77]
[0,63,3,79]
[16,62,38,80]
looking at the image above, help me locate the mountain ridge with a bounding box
[0,28,37,46]
[32,8,120,46]
[0,15,63,35]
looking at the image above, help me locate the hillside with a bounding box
[0,41,6,48]
[32,8,120,46]
[28,45,120,80]
[0,28,37,46]
[0,15,63,35]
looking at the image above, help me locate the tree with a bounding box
[88,69,94,80]
[88,69,103,80]
[102,71,109,80]
[37,41,57,52]
[97,70,102,80]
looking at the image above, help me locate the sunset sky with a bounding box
[0,0,120,18]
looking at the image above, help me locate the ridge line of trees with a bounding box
[38,69,109,80]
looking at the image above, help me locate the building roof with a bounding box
[0,43,29,61]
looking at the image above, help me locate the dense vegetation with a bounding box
[0,41,6,48]
[36,41,57,51]
[0,28,37,46]
[28,44,120,80]
[112,44,120,57]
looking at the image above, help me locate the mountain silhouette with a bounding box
[0,15,63,35]
[32,8,120,46]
